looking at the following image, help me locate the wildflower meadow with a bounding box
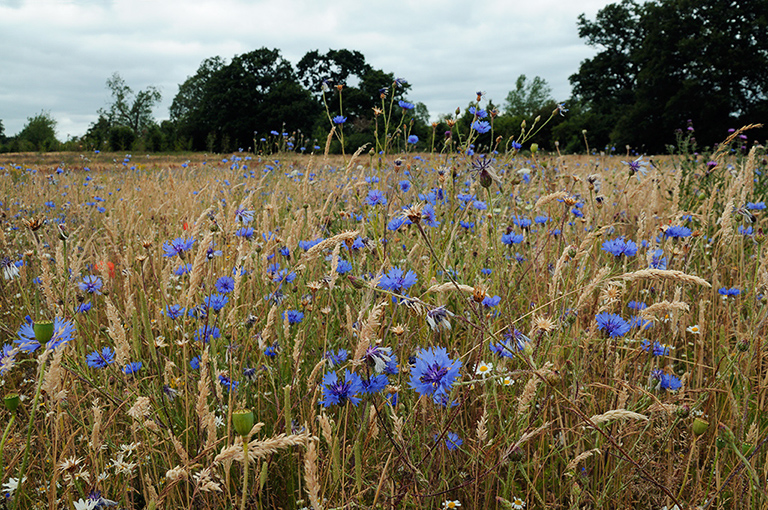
[1,89,767,510]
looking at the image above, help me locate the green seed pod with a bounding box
[232,409,255,438]
[692,417,708,436]
[530,143,539,154]
[4,393,20,412]
[34,320,55,345]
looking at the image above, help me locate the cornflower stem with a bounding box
[0,413,16,486]
[14,357,47,510]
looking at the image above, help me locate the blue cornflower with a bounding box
[435,431,463,451]
[739,225,754,236]
[378,267,418,294]
[629,315,653,331]
[163,304,185,320]
[490,329,529,358]
[364,345,394,373]
[471,120,491,134]
[264,343,279,358]
[746,201,766,210]
[215,276,235,294]
[190,356,201,370]
[472,200,487,211]
[622,156,649,179]
[426,306,454,332]
[123,361,142,375]
[659,373,682,391]
[299,238,324,251]
[535,215,549,224]
[387,216,409,231]
[421,204,439,227]
[319,370,364,407]
[206,243,223,259]
[718,287,740,299]
[79,275,103,295]
[364,189,387,206]
[235,227,254,239]
[398,100,414,110]
[335,258,353,274]
[76,302,93,314]
[195,325,220,343]
[174,263,192,276]
[482,295,501,308]
[235,208,255,224]
[601,237,638,257]
[86,347,115,369]
[284,310,304,324]
[1,344,18,375]
[664,225,691,238]
[243,367,258,381]
[279,246,291,259]
[512,216,532,229]
[332,115,347,125]
[399,180,411,192]
[501,232,524,245]
[595,313,631,338]
[272,269,296,283]
[409,346,461,405]
[407,135,419,144]
[218,374,238,392]
[627,300,647,311]
[163,237,195,258]
[203,293,228,312]
[15,317,76,353]
[650,249,667,269]
[361,374,389,394]
[324,348,349,367]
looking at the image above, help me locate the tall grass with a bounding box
[0,94,767,509]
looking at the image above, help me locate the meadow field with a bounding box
[1,122,767,509]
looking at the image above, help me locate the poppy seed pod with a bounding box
[34,320,55,345]
[692,417,709,436]
[233,409,255,438]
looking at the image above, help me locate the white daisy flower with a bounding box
[475,361,493,378]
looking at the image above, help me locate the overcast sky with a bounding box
[0,0,614,140]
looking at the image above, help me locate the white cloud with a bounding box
[0,0,612,139]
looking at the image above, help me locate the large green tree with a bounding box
[16,111,58,151]
[504,75,555,118]
[172,48,320,151]
[570,0,768,152]
[101,72,162,134]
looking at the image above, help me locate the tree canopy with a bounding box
[569,0,768,152]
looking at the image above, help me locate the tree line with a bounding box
[2,0,766,155]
